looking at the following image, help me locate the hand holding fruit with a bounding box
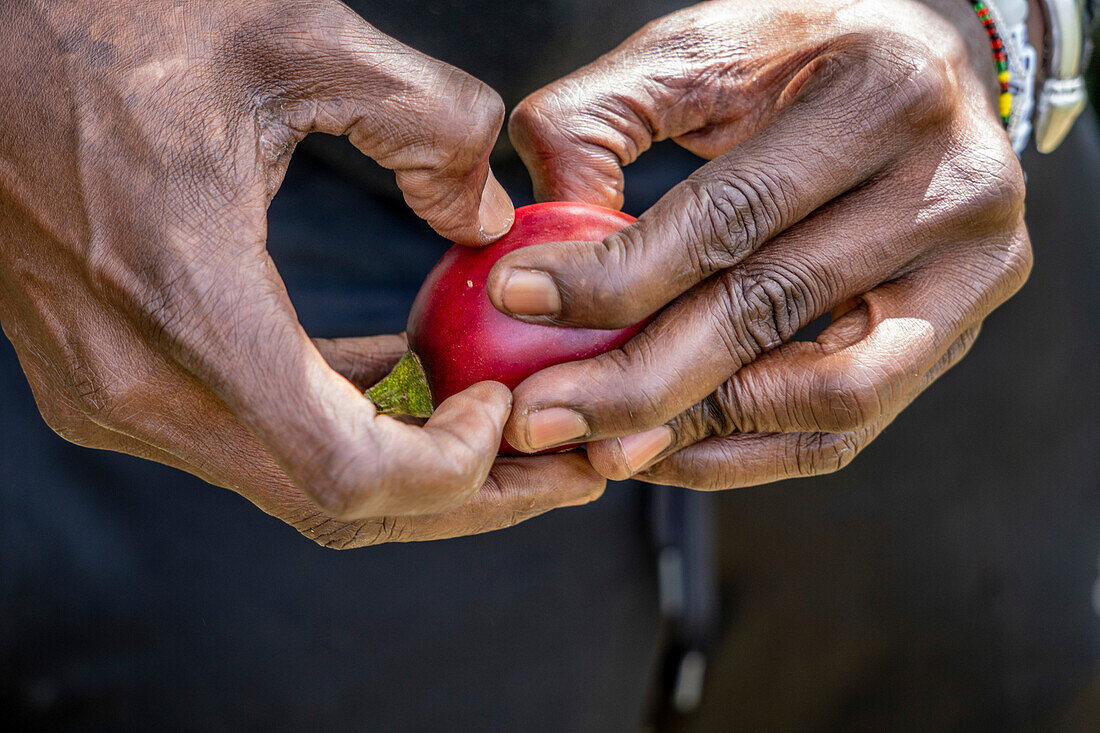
[369,202,650,454]
[0,0,603,546]
[493,0,1032,488]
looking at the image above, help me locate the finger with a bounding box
[30,316,509,535]
[112,203,510,521]
[507,3,848,207]
[245,0,513,242]
[104,302,511,522]
[106,2,522,521]
[668,227,1031,440]
[291,452,606,548]
[13,319,303,500]
[490,33,954,327]
[91,374,591,547]
[501,177,949,452]
[56,355,598,546]
[503,139,1027,453]
[634,322,984,491]
[334,380,513,518]
[312,333,408,391]
[587,221,1031,479]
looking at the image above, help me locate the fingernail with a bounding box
[478,170,515,241]
[526,408,587,450]
[499,269,561,316]
[618,426,673,475]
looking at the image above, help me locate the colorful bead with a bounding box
[971,1,1012,127]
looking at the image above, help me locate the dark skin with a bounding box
[0,0,605,548]
[0,0,1032,544]
[492,0,1032,489]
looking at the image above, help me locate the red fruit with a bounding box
[368,201,648,455]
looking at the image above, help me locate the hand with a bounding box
[488,0,1031,488]
[0,0,603,546]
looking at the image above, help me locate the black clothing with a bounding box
[0,145,692,731]
[3,1,1100,730]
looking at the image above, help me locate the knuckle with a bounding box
[960,154,1028,232]
[293,515,400,549]
[611,341,682,425]
[565,234,642,321]
[685,382,742,440]
[427,77,504,166]
[815,368,885,432]
[66,352,148,430]
[37,394,99,448]
[509,86,629,203]
[294,440,376,520]
[657,448,729,491]
[508,93,550,141]
[509,90,607,176]
[985,163,1027,222]
[508,87,585,160]
[438,456,484,499]
[475,473,540,532]
[726,372,769,433]
[455,79,506,143]
[745,261,822,330]
[935,325,982,376]
[396,80,502,225]
[999,231,1033,296]
[795,431,862,477]
[890,52,955,128]
[687,172,782,267]
[552,339,672,429]
[837,32,956,131]
[689,442,745,491]
[718,271,804,364]
[576,235,629,301]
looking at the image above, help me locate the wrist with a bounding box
[920,0,1044,152]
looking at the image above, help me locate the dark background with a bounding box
[659,106,1100,730]
[1,7,1097,732]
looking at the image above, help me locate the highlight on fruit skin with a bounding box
[366,201,651,454]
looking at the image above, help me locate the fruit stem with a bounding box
[366,350,434,419]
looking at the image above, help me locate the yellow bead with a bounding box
[998,71,1010,85]
[999,93,1012,118]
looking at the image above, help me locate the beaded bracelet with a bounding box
[971,0,1013,127]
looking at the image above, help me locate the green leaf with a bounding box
[366,350,434,419]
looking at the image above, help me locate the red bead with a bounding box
[971,0,1012,132]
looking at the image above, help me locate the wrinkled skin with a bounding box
[0,0,606,548]
[490,0,1033,488]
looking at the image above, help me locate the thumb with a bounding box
[247,0,514,243]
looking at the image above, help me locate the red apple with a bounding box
[368,201,648,454]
